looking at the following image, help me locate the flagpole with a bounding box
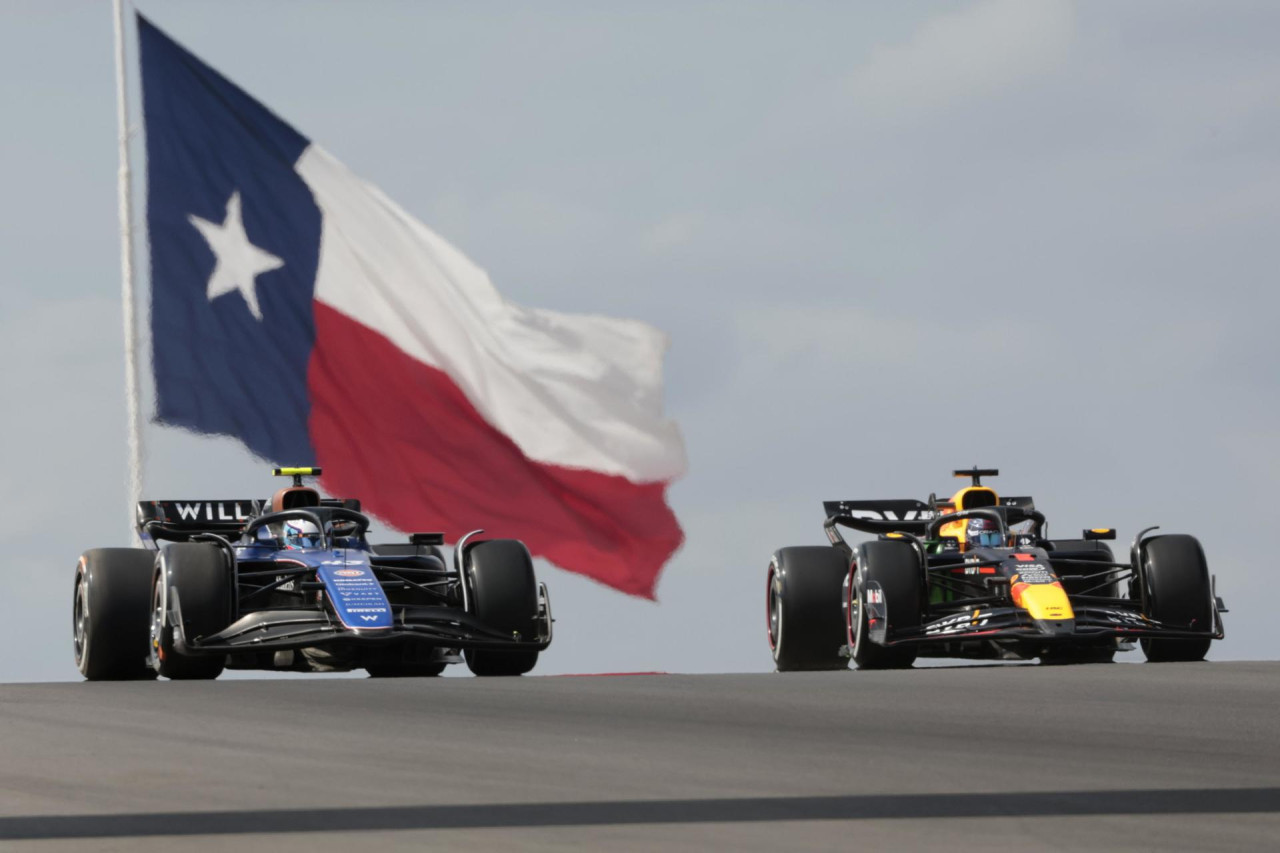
[114,0,144,544]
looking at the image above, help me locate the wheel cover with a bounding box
[73,577,89,668]
[148,574,164,672]
[767,565,781,654]
[847,570,864,660]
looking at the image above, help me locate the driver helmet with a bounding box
[282,519,321,549]
[966,516,1004,549]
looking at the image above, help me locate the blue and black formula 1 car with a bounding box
[766,468,1227,671]
[73,468,552,680]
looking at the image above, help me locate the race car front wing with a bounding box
[859,601,1225,649]
[167,587,552,656]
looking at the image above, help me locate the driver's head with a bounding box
[966,516,1004,549]
[282,519,321,549]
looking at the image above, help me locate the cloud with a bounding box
[845,0,1075,120]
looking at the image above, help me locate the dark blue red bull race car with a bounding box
[73,468,552,680]
[766,468,1226,671]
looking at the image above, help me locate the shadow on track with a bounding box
[4,788,1279,840]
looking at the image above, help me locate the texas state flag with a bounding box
[138,15,686,597]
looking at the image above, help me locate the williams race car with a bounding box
[74,468,552,680]
[766,468,1226,671]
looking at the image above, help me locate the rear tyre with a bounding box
[767,546,849,672]
[74,549,157,681]
[1139,535,1213,662]
[464,540,540,676]
[151,544,231,680]
[849,541,920,670]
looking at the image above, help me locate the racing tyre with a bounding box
[464,540,540,676]
[1044,540,1118,664]
[848,540,920,670]
[151,544,231,680]
[74,549,158,681]
[767,546,849,672]
[1049,540,1119,598]
[1139,535,1213,663]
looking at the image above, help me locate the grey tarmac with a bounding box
[1,661,1277,851]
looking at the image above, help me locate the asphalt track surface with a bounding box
[1,662,1278,851]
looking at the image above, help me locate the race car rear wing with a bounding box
[822,500,936,536]
[136,497,361,545]
[821,496,1043,547]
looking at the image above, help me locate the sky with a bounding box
[2,0,1278,681]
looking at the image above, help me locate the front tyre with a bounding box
[74,549,157,681]
[464,540,540,676]
[151,544,231,680]
[848,540,920,670]
[767,546,849,672]
[1139,535,1214,663]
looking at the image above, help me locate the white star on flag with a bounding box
[188,191,284,321]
